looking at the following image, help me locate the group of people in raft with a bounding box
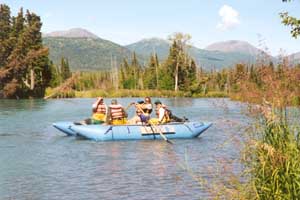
[86,96,187,125]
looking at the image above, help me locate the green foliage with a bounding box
[280,0,300,38]
[42,37,142,71]
[143,54,159,89]
[60,57,71,80]
[0,4,52,98]
[119,53,144,90]
[244,114,300,199]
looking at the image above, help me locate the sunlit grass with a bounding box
[46,88,228,98]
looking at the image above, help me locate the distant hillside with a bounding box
[189,47,258,69]
[43,28,299,71]
[205,40,263,55]
[288,52,300,64]
[44,28,99,39]
[127,38,260,69]
[43,37,133,71]
[126,38,170,58]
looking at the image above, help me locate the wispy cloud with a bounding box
[217,5,240,31]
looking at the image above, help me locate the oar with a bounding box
[125,102,135,111]
[145,106,173,144]
[149,122,173,144]
[133,102,173,144]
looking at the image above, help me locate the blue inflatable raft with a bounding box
[53,121,212,141]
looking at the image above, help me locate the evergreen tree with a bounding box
[49,61,61,87]
[168,32,191,92]
[0,4,11,67]
[60,57,71,80]
[159,42,177,90]
[0,5,52,98]
[131,52,142,89]
[144,54,158,89]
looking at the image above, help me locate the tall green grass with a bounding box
[70,89,228,98]
[242,110,300,199]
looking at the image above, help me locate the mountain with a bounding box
[44,28,99,39]
[288,52,300,64]
[205,40,263,55]
[126,38,170,58]
[127,38,261,69]
[43,28,297,71]
[43,37,133,70]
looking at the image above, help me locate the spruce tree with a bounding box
[0,5,52,98]
[0,4,11,67]
[60,57,71,80]
[144,54,158,89]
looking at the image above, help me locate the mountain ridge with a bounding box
[44,28,99,39]
[43,28,299,70]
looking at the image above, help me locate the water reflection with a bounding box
[0,99,47,112]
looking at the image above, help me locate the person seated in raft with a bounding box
[148,100,188,125]
[149,100,169,125]
[141,96,153,116]
[106,99,128,125]
[128,97,153,125]
[74,97,107,125]
[128,98,152,124]
[91,97,107,124]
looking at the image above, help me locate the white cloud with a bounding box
[217,5,240,31]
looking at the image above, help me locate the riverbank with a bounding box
[45,88,228,98]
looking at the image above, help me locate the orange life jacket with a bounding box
[109,104,124,119]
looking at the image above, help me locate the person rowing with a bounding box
[128,97,153,124]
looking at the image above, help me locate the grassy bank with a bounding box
[45,88,228,98]
[238,107,300,199]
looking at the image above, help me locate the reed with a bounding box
[242,107,300,199]
[69,89,228,98]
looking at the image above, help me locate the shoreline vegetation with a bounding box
[45,88,228,99]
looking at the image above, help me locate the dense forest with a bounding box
[0,4,54,98]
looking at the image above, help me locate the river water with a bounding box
[0,98,249,200]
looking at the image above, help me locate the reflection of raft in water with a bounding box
[53,121,212,141]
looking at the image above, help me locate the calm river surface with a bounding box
[0,98,249,200]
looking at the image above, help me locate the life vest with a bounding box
[155,105,170,123]
[92,113,106,122]
[109,104,124,119]
[95,103,106,114]
[142,108,152,114]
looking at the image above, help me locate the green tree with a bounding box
[0,5,52,98]
[0,4,11,68]
[60,57,71,80]
[168,32,191,92]
[280,0,300,38]
[144,53,159,89]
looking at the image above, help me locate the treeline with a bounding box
[69,32,300,102]
[70,33,219,97]
[0,4,52,98]
[50,57,72,87]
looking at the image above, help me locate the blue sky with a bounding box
[2,0,300,55]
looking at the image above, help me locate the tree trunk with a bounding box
[155,63,158,89]
[174,59,179,92]
[30,68,34,90]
